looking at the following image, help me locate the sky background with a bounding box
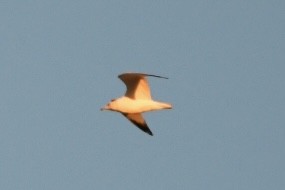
[1,1,284,189]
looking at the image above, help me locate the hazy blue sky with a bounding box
[1,1,284,189]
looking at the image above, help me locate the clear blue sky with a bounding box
[1,1,284,189]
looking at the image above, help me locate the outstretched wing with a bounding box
[122,113,153,136]
[118,73,168,100]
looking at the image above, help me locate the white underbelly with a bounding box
[119,99,159,113]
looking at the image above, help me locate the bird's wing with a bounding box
[118,73,168,100]
[122,113,153,136]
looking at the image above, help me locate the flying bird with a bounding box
[101,72,172,136]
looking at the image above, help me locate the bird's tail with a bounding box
[157,101,172,110]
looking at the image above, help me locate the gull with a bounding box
[101,72,172,136]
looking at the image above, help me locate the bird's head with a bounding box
[100,99,117,111]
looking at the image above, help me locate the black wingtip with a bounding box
[147,130,153,136]
[122,113,154,136]
[141,125,153,136]
[144,74,168,80]
[118,72,169,80]
[140,126,153,136]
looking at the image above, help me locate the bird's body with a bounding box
[101,72,172,136]
[106,96,171,114]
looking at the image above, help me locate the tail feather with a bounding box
[160,102,172,109]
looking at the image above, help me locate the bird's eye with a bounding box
[111,99,115,102]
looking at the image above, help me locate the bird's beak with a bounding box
[100,105,108,111]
